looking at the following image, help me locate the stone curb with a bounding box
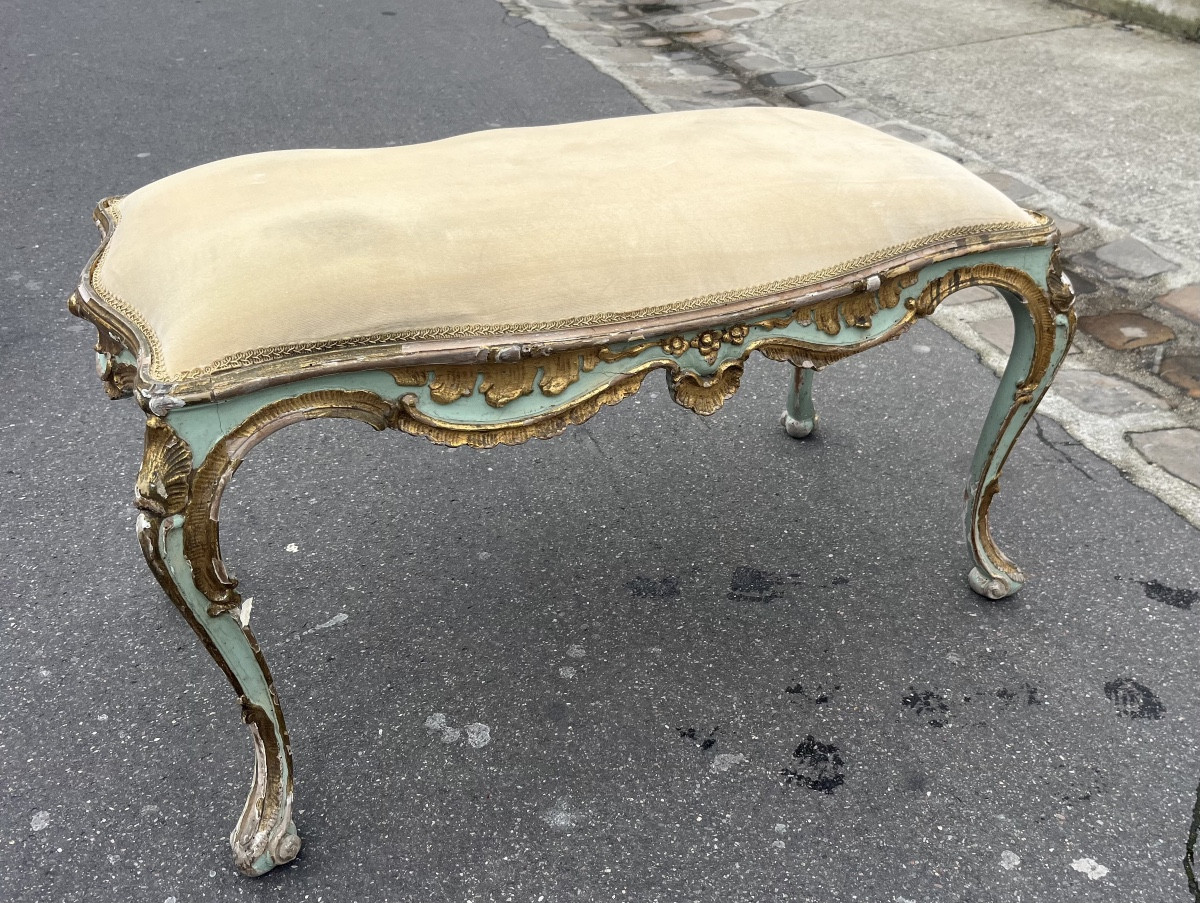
[1061,0,1200,41]
[500,0,1200,527]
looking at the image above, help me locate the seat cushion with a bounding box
[90,107,1039,382]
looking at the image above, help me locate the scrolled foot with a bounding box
[967,566,1024,600]
[234,818,302,877]
[780,409,816,439]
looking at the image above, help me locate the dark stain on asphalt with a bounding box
[678,726,719,751]
[626,575,680,598]
[728,567,785,603]
[782,736,845,793]
[1138,578,1198,610]
[1104,677,1164,719]
[786,683,840,703]
[996,682,1044,705]
[902,687,950,727]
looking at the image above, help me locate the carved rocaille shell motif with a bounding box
[135,416,193,518]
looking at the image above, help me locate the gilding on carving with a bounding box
[135,416,193,518]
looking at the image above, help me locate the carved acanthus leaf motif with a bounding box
[478,360,539,407]
[135,416,194,518]
[387,367,429,387]
[429,368,477,404]
[798,272,918,336]
[420,349,604,407]
[538,349,601,396]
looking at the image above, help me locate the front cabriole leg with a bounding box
[134,415,307,876]
[909,249,1076,599]
[136,391,398,874]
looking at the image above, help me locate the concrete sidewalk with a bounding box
[513,0,1200,536]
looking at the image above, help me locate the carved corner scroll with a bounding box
[69,290,138,400]
[907,260,1077,406]
[184,390,393,616]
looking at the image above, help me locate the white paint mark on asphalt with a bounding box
[302,613,347,635]
[464,723,491,748]
[771,839,785,849]
[1000,850,1021,870]
[30,811,49,832]
[559,666,577,679]
[711,753,747,772]
[541,797,583,829]
[425,713,490,747]
[136,152,151,158]
[566,644,585,658]
[1071,857,1109,880]
[284,542,299,553]
[24,280,42,291]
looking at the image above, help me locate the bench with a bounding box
[68,107,1076,876]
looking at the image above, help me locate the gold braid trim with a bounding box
[86,198,1043,384]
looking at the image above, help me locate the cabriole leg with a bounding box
[964,261,1075,599]
[134,416,300,876]
[780,365,817,438]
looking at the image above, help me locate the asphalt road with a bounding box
[2,2,1199,901]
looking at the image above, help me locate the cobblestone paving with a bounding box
[500,0,1200,525]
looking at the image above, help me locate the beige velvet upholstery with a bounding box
[92,108,1038,381]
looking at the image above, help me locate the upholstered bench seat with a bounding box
[90,109,1037,387]
[69,107,1075,877]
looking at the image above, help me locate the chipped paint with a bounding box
[238,596,253,628]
